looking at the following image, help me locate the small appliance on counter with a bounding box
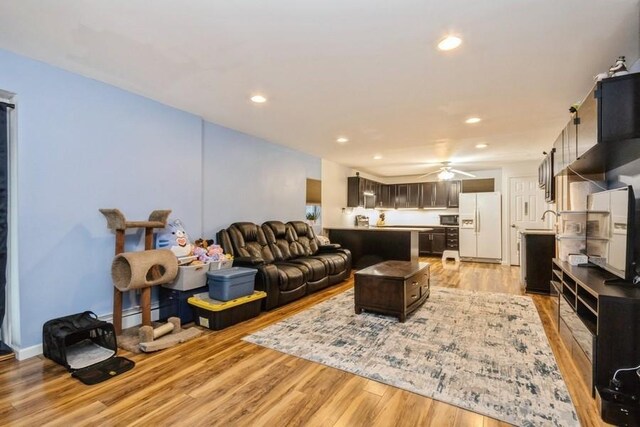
[355,215,370,227]
[439,214,459,226]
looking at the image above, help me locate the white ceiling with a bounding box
[0,1,638,177]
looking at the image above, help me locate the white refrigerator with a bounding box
[459,192,502,261]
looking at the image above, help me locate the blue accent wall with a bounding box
[202,122,321,236]
[0,49,320,348]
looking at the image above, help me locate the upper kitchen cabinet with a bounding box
[396,183,421,208]
[597,73,640,143]
[347,175,377,208]
[421,181,459,208]
[552,130,564,176]
[378,184,396,208]
[576,87,597,159]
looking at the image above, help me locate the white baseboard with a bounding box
[15,305,161,361]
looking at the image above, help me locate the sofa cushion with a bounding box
[262,221,295,261]
[288,221,320,256]
[228,222,275,264]
[274,262,309,291]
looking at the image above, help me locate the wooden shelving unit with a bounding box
[550,259,640,402]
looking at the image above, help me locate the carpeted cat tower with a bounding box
[100,209,201,352]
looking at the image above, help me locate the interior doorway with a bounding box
[0,91,15,356]
[508,176,550,265]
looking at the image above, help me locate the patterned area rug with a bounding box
[244,287,578,426]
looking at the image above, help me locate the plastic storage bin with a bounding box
[188,291,266,330]
[209,258,233,271]
[159,285,208,324]
[163,262,210,291]
[207,267,257,301]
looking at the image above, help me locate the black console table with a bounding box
[550,259,640,425]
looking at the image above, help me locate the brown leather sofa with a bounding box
[217,221,351,310]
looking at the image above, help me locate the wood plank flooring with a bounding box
[0,258,608,426]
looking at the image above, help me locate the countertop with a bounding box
[519,229,556,235]
[325,226,434,232]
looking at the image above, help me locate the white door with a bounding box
[459,193,477,258]
[476,192,502,259]
[509,176,549,265]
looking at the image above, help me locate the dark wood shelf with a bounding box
[551,258,640,402]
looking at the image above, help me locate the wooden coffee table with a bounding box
[354,260,430,322]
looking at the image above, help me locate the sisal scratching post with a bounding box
[111,249,178,327]
[111,250,178,292]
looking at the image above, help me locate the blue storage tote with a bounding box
[207,267,257,301]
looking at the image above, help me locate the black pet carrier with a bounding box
[42,311,134,385]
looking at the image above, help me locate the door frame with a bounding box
[507,175,549,266]
[0,90,18,351]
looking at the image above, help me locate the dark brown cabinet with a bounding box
[576,87,598,159]
[421,181,452,208]
[447,180,460,208]
[419,228,446,255]
[377,184,396,208]
[347,176,377,208]
[550,259,640,407]
[445,228,459,250]
[597,73,640,143]
[396,183,421,209]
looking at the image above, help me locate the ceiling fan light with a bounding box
[437,170,455,181]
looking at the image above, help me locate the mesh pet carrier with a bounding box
[42,311,134,385]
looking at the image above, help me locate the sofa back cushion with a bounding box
[287,221,320,256]
[262,221,295,261]
[228,222,275,264]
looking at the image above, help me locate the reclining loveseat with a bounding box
[216,220,351,310]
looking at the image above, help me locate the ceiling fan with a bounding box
[419,162,476,180]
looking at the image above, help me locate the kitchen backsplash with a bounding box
[344,207,459,226]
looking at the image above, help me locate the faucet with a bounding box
[541,210,558,221]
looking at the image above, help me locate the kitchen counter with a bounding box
[326,227,424,269]
[326,226,434,232]
[519,229,556,235]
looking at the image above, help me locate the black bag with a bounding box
[42,311,134,385]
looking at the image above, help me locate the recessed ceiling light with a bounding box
[437,35,462,51]
[475,143,488,149]
[336,137,349,144]
[250,95,267,103]
[465,117,482,124]
[373,155,383,160]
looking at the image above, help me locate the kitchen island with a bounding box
[325,226,432,269]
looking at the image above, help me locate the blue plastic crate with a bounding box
[207,267,257,301]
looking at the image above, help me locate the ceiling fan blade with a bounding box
[450,168,476,177]
[418,170,441,178]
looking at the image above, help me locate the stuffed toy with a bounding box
[156,219,193,257]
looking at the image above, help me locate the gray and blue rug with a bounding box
[244,287,578,426]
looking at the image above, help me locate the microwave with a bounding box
[440,214,459,226]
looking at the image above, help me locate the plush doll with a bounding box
[156,219,193,257]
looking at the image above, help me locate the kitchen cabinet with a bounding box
[396,183,421,208]
[421,181,448,208]
[377,184,396,208]
[448,180,460,208]
[576,87,598,159]
[597,73,640,142]
[553,130,564,177]
[347,175,378,208]
[445,228,459,250]
[419,228,446,255]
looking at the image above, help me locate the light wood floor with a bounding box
[0,258,606,426]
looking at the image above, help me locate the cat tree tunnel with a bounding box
[111,249,178,291]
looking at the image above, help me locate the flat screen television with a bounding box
[586,186,636,281]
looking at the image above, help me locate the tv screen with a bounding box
[586,186,635,280]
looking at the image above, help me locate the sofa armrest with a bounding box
[233,256,265,267]
[318,244,342,252]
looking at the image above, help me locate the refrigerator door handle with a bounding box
[475,210,479,234]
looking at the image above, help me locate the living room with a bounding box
[1,1,640,425]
